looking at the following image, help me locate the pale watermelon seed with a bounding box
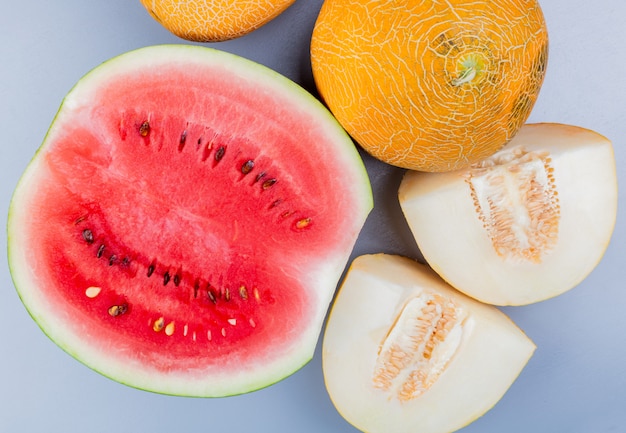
[296,218,311,229]
[85,286,102,298]
[165,321,175,336]
[208,288,217,304]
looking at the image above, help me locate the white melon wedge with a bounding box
[399,123,617,306]
[323,253,535,433]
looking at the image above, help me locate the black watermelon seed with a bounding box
[241,160,255,174]
[215,146,226,162]
[139,121,150,137]
[82,229,94,244]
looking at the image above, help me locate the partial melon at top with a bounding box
[7,44,372,397]
[399,123,617,306]
[140,0,295,42]
[311,0,548,172]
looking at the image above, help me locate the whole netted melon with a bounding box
[311,0,549,172]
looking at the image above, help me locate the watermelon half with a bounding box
[7,45,372,397]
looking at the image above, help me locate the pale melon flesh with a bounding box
[399,123,617,306]
[323,253,535,433]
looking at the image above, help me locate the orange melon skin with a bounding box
[311,0,549,172]
[140,0,295,42]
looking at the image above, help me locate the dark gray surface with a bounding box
[1,1,625,432]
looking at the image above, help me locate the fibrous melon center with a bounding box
[373,293,466,402]
[466,147,560,263]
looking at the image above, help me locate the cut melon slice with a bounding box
[399,123,617,306]
[323,253,535,433]
[7,45,372,397]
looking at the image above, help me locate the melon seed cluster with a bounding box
[372,293,464,402]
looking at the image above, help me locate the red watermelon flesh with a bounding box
[7,45,372,397]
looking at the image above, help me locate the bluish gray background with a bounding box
[1,1,624,432]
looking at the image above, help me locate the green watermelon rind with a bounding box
[7,44,373,397]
